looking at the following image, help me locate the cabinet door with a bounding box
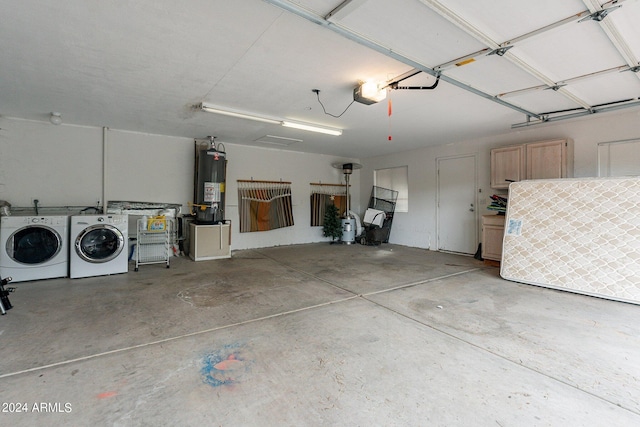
[491,145,525,189]
[482,225,505,261]
[526,139,567,180]
[482,215,506,261]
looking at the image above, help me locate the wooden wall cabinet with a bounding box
[491,145,525,189]
[482,214,506,262]
[491,139,573,189]
[525,139,572,180]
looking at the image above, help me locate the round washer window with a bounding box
[8,226,62,265]
[76,225,124,263]
[7,226,62,265]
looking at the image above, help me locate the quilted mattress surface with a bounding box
[501,177,640,305]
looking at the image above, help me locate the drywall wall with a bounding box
[0,117,359,250]
[105,129,193,206]
[360,108,640,250]
[5,106,635,253]
[222,143,360,250]
[0,118,104,207]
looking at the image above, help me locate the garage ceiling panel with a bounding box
[569,71,640,106]
[514,20,628,82]
[607,0,640,63]
[2,0,640,158]
[439,0,589,43]
[335,0,487,68]
[506,89,586,115]
[443,55,545,95]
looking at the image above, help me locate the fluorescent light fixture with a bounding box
[282,121,342,136]
[200,102,342,136]
[200,103,281,124]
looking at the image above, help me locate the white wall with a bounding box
[105,129,193,206]
[0,117,359,250]
[222,143,360,250]
[360,108,640,250]
[0,118,104,207]
[5,108,636,253]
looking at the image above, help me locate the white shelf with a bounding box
[135,218,172,271]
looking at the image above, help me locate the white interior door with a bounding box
[437,155,477,255]
[598,139,640,177]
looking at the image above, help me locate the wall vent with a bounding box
[255,135,302,146]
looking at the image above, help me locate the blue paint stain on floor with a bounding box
[200,342,251,388]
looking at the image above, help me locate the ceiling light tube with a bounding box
[201,102,342,135]
[200,103,281,125]
[282,121,342,136]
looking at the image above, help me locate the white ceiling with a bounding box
[1,0,639,158]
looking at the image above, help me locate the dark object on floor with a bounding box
[361,225,387,246]
[474,243,483,260]
[1,276,15,314]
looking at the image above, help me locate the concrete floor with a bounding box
[1,243,639,426]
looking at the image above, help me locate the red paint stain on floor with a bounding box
[97,391,118,399]
[214,354,243,371]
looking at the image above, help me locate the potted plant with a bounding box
[322,204,342,243]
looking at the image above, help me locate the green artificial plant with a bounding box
[322,203,342,243]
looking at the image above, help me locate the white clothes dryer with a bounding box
[0,215,69,283]
[70,215,128,279]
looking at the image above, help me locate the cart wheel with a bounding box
[166,265,170,268]
[359,236,366,245]
[134,267,138,272]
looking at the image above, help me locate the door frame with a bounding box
[436,153,478,255]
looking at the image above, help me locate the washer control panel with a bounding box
[26,217,58,226]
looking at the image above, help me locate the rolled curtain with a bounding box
[238,181,294,233]
[310,184,348,226]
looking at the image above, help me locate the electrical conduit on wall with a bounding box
[102,127,108,214]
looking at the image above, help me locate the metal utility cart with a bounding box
[360,186,399,245]
[135,218,172,271]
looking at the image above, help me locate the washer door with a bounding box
[6,225,62,265]
[75,225,124,263]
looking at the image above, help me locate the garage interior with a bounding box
[1,0,640,425]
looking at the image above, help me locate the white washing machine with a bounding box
[70,215,128,279]
[0,215,69,283]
